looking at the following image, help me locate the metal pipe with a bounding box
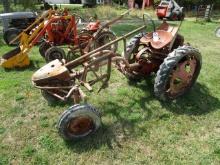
[65,25,147,69]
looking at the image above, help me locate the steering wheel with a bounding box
[143,13,156,32]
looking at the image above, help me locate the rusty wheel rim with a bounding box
[167,56,198,97]
[67,116,94,136]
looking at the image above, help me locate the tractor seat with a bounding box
[140,30,173,49]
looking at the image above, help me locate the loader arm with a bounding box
[0,10,55,69]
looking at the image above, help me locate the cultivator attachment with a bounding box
[0,47,29,68]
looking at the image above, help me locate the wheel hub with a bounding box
[51,52,62,60]
[168,57,197,96]
[67,116,94,136]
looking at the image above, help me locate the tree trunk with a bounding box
[3,0,10,13]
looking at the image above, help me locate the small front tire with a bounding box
[58,104,101,141]
[45,47,66,62]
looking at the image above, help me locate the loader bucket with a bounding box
[0,47,30,69]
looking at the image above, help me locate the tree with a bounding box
[2,0,10,12]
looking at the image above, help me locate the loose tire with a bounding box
[154,45,202,100]
[215,27,220,38]
[3,28,21,46]
[45,47,66,62]
[39,42,51,58]
[58,104,101,141]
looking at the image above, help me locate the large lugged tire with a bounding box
[3,28,21,46]
[154,45,202,100]
[122,32,146,80]
[172,34,184,50]
[58,104,101,141]
[123,32,145,62]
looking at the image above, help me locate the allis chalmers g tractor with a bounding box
[0,9,119,69]
[32,13,202,141]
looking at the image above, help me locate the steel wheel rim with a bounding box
[67,116,94,136]
[166,56,198,97]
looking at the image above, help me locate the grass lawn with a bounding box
[0,8,220,164]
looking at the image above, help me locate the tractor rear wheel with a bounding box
[154,45,202,100]
[39,42,51,58]
[45,47,66,62]
[172,34,184,50]
[122,32,146,80]
[3,28,21,46]
[58,104,101,141]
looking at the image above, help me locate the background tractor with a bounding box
[0,9,120,69]
[0,11,37,46]
[32,12,202,141]
[156,0,185,21]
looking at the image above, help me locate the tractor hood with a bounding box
[32,59,71,84]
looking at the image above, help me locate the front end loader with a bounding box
[0,10,55,68]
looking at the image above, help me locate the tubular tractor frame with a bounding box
[32,13,202,141]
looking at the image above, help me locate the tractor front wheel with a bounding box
[154,46,202,100]
[45,47,66,62]
[58,104,101,141]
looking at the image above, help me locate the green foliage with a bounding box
[18,0,38,9]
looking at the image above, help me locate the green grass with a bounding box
[0,9,220,164]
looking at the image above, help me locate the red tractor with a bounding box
[0,9,118,68]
